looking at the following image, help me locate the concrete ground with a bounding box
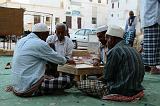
[0,56,160,106]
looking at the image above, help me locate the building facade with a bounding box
[0,0,108,33]
[106,0,139,30]
[0,0,65,34]
[64,0,107,30]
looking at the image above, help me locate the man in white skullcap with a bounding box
[46,23,74,59]
[46,23,74,77]
[78,25,145,101]
[6,23,74,97]
[92,25,108,66]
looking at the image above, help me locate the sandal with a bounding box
[5,62,11,69]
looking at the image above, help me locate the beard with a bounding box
[58,36,64,41]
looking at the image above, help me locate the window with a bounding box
[118,2,119,8]
[85,30,92,35]
[112,3,114,9]
[92,17,97,24]
[77,17,81,29]
[106,0,108,4]
[46,17,51,22]
[34,15,41,24]
[46,17,51,25]
[92,30,97,35]
[111,14,114,17]
[55,17,60,25]
[98,0,101,3]
[75,29,85,35]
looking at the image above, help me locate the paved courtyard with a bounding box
[0,56,160,106]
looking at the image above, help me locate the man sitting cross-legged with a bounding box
[6,23,75,97]
[77,25,145,101]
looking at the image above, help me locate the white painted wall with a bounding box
[81,3,92,28]
[29,0,61,8]
[12,0,30,3]
[0,0,7,3]
[97,5,107,27]
[78,0,107,29]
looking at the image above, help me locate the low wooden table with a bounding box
[58,64,104,81]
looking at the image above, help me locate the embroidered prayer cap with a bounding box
[32,23,49,32]
[96,25,108,33]
[105,25,124,38]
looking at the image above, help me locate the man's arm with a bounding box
[46,35,54,44]
[92,47,101,66]
[66,38,74,58]
[38,42,67,65]
[125,19,128,32]
[133,16,137,26]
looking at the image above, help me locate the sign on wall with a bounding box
[72,10,81,16]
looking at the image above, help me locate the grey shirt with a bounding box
[125,17,137,32]
[140,0,160,28]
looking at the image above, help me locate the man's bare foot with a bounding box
[150,66,160,74]
[5,85,13,92]
[44,75,54,80]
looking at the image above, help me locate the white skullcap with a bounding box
[96,25,108,33]
[105,25,124,38]
[32,23,49,32]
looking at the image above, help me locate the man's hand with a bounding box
[44,75,54,80]
[66,59,76,65]
[92,58,100,66]
[98,75,105,81]
[48,43,56,50]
